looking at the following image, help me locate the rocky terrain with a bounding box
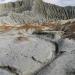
[0,0,75,24]
[0,0,75,75]
[0,20,74,75]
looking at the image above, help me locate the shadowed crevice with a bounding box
[0,65,20,75]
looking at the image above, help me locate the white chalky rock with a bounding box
[0,34,56,75]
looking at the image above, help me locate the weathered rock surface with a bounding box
[0,31,56,75]
[1,0,75,24]
[0,28,75,75]
[0,0,34,16]
[37,52,75,75]
[36,38,75,75]
[0,69,14,75]
[31,30,75,75]
[32,0,75,20]
[0,0,75,74]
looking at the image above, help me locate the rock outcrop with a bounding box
[33,0,75,20]
[0,0,75,24]
[0,0,75,75]
[0,23,74,75]
[0,29,57,75]
[0,0,34,16]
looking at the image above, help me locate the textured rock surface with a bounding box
[0,69,14,75]
[0,27,75,75]
[0,30,56,75]
[0,0,75,24]
[0,0,34,16]
[37,53,75,75]
[36,39,75,75]
[0,0,75,75]
[32,0,75,20]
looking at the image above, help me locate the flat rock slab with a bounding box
[0,34,56,75]
[37,39,75,75]
[37,52,75,75]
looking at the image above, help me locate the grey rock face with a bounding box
[0,0,34,16]
[37,52,75,75]
[32,0,75,20]
[0,0,75,24]
[32,31,75,75]
[1,0,75,25]
[0,31,56,75]
[0,29,75,75]
[36,38,75,75]
[0,69,14,75]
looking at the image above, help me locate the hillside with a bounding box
[0,0,34,16]
[33,0,75,20]
[0,0,75,24]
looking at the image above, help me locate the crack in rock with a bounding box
[22,55,44,64]
[0,65,20,75]
[31,56,43,64]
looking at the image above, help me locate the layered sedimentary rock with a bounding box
[0,0,75,75]
[32,0,75,20]
[0,0,75,24]
[0,0,34,16]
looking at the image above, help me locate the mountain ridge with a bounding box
[0,0,75,24]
